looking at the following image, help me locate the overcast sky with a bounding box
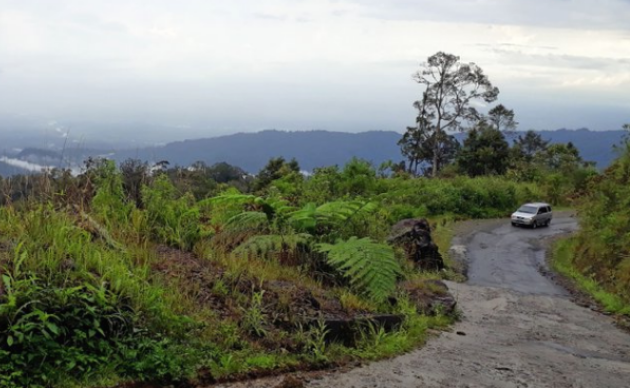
[0,0,629,141]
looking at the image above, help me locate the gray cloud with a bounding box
[488,48,630,71]
[351,0,630,30]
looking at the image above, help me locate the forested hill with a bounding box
[114,130,403,172]
[113,128,625,172]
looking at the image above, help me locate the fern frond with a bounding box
[233,233,312,257]
[287,201,378,232]
[225,211,269,232]
[287,203,318,231]
[316,201,378,224]
[199,194,258,208]
[317,237,401,303]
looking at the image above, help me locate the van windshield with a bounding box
[518,206,537,214]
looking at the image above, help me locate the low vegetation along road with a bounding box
[217,213,630,388]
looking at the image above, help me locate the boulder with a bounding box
[397,279,457,316]
[389,218,445,271]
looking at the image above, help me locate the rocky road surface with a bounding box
[215,214,630,388]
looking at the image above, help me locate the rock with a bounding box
[397,279,457,316]
[388,218,445,271]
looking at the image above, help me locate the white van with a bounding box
[510,202,553,228]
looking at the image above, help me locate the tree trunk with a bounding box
[432,125,441,177]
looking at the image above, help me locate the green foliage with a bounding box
[240,289,267,337]
[91,160,132,225]
[0,272,198,387]
[288,200,379,234]
[457,123,510,177]
[232,234,311,258]
[565,137,630,306]
[303,318,329,363]
[254,157,300,192]
[317,237,402,302]
[552,238,630,316]
[142,175,201,250]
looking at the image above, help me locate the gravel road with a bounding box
[216,214,630,388]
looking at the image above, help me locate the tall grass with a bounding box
[551,238,630,316]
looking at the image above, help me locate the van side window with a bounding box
[547,206,552,212]
[537,207,544,214]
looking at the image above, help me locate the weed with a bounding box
[304,318,329,363]
[241,289,268,337]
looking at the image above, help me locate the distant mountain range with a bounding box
[0,128,626,176]
[112,128,625,173]
[113,130,402,172]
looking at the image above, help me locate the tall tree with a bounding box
[403,52,499,177]
[488,104,518,133]
[398,95,460,175]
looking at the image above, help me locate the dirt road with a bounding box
[217,214,630,387]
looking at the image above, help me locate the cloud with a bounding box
[349,0,630,30]
[0,156,46,172]
[0,0,628,135]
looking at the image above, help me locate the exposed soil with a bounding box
[212,213,630,388]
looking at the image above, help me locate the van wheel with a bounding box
[532,221,537,229]
[546,219,551,227]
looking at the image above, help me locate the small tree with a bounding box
[402,52,499,177]
[488,104,518,133]
[120,158,149,208]
[512,130,550,163]
[253,157,300,191]
[457,123,510,177]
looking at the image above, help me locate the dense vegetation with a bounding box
[552,125,630,317]
[0,132,593,387]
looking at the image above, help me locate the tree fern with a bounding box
[199,193,258,209]
[288,201,378,232]
[224,211,269,232]
[287,203,318,231]
[316,237,401,302]
[315,200,378,223]
[233,234,311,257]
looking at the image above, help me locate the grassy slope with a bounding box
[551,237,630,317]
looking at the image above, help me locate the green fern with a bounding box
[199,193,258,208]
[287,203,318,230]
[317,237,401,303]
[316,200,378,223]
[224,211,270,231]
[288,201,378,232]
[233,234,311,257]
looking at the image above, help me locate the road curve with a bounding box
[216,214,630,388]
